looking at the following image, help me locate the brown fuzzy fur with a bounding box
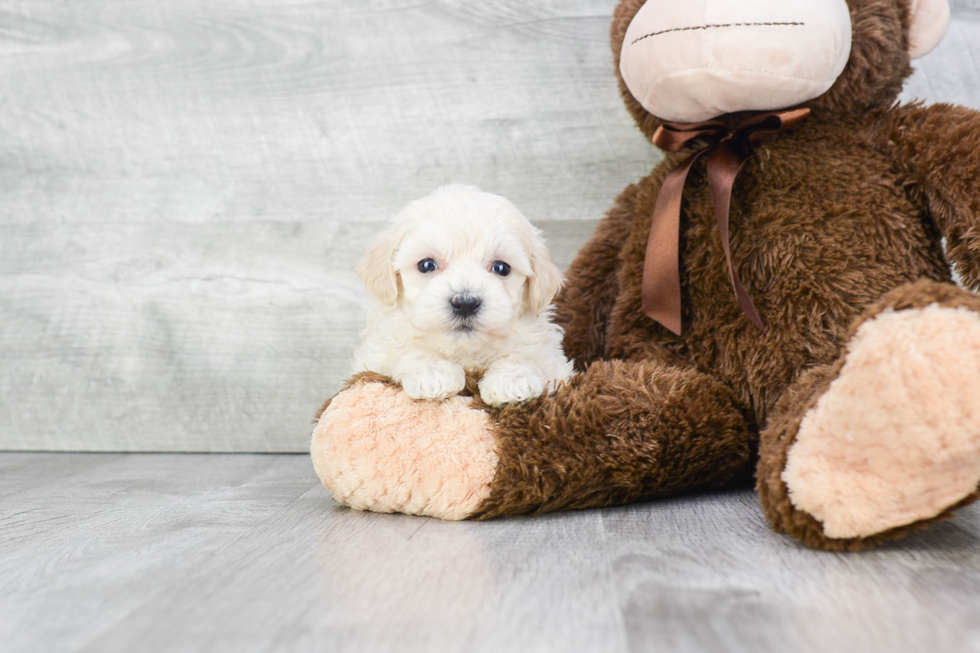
[320,0,980,550]
[480,0,980,548]
[474,359,756,519]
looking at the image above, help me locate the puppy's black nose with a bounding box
[450,293,481,318]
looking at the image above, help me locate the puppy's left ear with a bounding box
[526,233,563,316]
[356,229,399,306]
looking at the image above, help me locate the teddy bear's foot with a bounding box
[760,282,980,549]
[311,373,498,520]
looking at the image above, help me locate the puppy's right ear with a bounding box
[356,230,399,306]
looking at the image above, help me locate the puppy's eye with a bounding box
[417,258,438,273]
[491,261,511,277]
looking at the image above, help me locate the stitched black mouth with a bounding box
[632,22,805,45]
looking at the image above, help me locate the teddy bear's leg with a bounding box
[313,360,757,520]
[471,358,755,518]
[758,280,980,550]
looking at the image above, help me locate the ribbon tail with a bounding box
[641,151,704,335]
[706,141,767,332]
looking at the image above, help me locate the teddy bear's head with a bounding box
[613,0,950,137]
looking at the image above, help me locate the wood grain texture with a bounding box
[2,1,980,451]
[0,0,655,451]
[2,453,979,652]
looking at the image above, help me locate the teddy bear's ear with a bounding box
[908,0,950,59]
[356,229,400,306]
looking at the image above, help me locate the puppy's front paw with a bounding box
[401,361,467,401]
[479,364,544,407]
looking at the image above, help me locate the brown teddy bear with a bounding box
[312,0,980,551]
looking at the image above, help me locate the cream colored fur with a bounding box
[311,381,498,519]
[618,0,950,122]
[619,0,852,122]
[909,0,951,59]
[353,184,574,406]
[783,305,980,539]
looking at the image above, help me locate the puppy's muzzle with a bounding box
[450,293,481,319]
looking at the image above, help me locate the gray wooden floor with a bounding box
[3,453,980,653]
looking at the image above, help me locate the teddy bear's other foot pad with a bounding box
[783,304,980,539]
[311,380,498,520]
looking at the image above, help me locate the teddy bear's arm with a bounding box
[553,184,641,370]
[875,103,980,290]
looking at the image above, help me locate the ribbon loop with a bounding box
[641,107,811,336]
[652,120,728,153]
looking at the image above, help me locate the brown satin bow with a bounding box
[642,107,811,336]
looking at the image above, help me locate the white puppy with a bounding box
[352,184,574,406]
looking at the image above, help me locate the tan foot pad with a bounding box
[783,305,980,539]
[311,382,498,520]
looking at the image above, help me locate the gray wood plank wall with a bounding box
[2,1,979,452]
